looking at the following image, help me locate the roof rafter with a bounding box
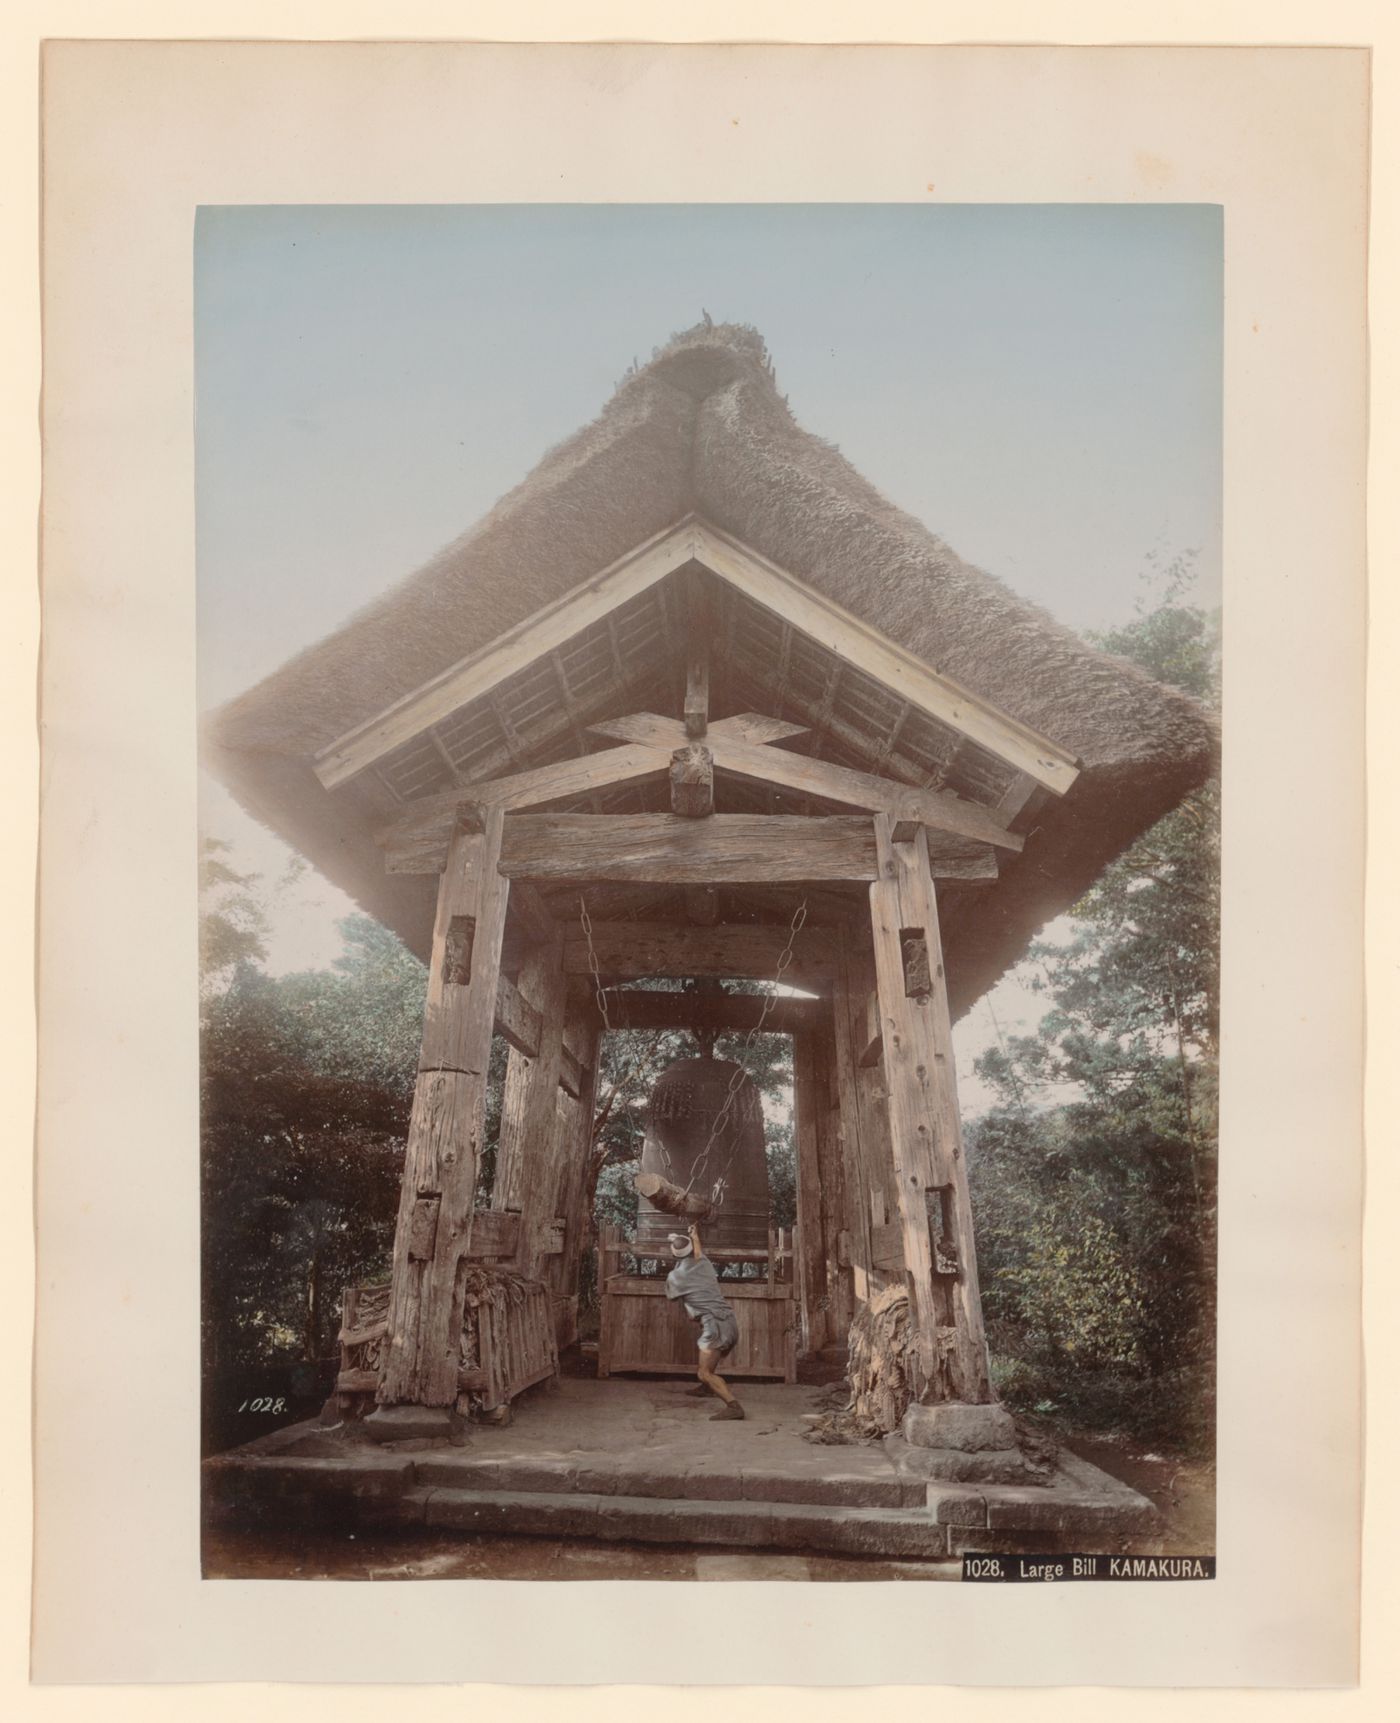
[691,521,1080,796]
[312,513,1079,800]
[312,518,699,790]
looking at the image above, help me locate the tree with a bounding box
[966,581,1219,1452]
[200,858,427,1368]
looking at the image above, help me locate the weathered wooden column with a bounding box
[378,805,510,1411]
[831,924,899,1310]
[792,1030,830,1356]
[815,1020,854,1346]
[500,928,569,1278]
[492,929,567,1221]
[869,815,993,1406]
[548,1000,601,1348]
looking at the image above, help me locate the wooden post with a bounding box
[492,930,566,1218]
[503,928,569,1278]
[832,924,898,1313]
[792,1031,830,1355]
[378,806,510,1407]
[596,1223,623,1378]
[548,998,601,1342]
[868,815,993,1404]
[816,1022,854,1344]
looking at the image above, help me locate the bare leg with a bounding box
[697,1347,736,1405]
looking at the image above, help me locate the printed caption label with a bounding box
[962,1554,1215,1582]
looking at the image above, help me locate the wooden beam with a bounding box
[994,772,1042,828]
[669,744,714,818]
[583,987,823,1035]
[684,568,710,739]
[590,710,807,748]
[376,743,672,864]
[498,812,995,886]
[745,679,936,792]
[721,881,866,925]
[690,521,1080,796]
[313,520,698,790]
[494,973,542,1059]
[561,920,838,984]
[709,733,1021,851]
[507,879,558,945]
[558,1044,589,1100]
[685,885,720,925]
[586,713,1021,850]
[538,881,678,923]
[500,813,881,884]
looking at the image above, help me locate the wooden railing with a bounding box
[336,1206,563,1411]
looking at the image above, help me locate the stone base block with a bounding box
[928,1450,1162,1554]
[363,1404,456,1443]
[883,1433,1035,1484]
[901,1401,1019,1453]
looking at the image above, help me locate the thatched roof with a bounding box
[205,321,1217,1016]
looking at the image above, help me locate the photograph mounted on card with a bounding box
[196,202,1221,1579]
[31,37,1366,1688]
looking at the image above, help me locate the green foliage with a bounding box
[198,840,271,982]
[967,581,1219,1455]
[200,855,427,1367]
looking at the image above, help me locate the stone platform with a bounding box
[204,1379,1158,1561]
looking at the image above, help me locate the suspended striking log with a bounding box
[633,1171,716,1223]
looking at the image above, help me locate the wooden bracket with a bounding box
[669,744,714,817]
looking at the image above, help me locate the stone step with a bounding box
[411,1452,923,1509]
[413,1485,952,1559]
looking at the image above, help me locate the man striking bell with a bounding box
[664,1223,745,1420]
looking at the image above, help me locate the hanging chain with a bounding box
[684,895,809,1206]
[578,889,810,1206]
[578,892,670,1172]
[578,894,612,1039]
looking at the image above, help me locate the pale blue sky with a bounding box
[195,202,1221,1106]
[197,202,1220,705]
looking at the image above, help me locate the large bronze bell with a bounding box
[633,1051,771,1256]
